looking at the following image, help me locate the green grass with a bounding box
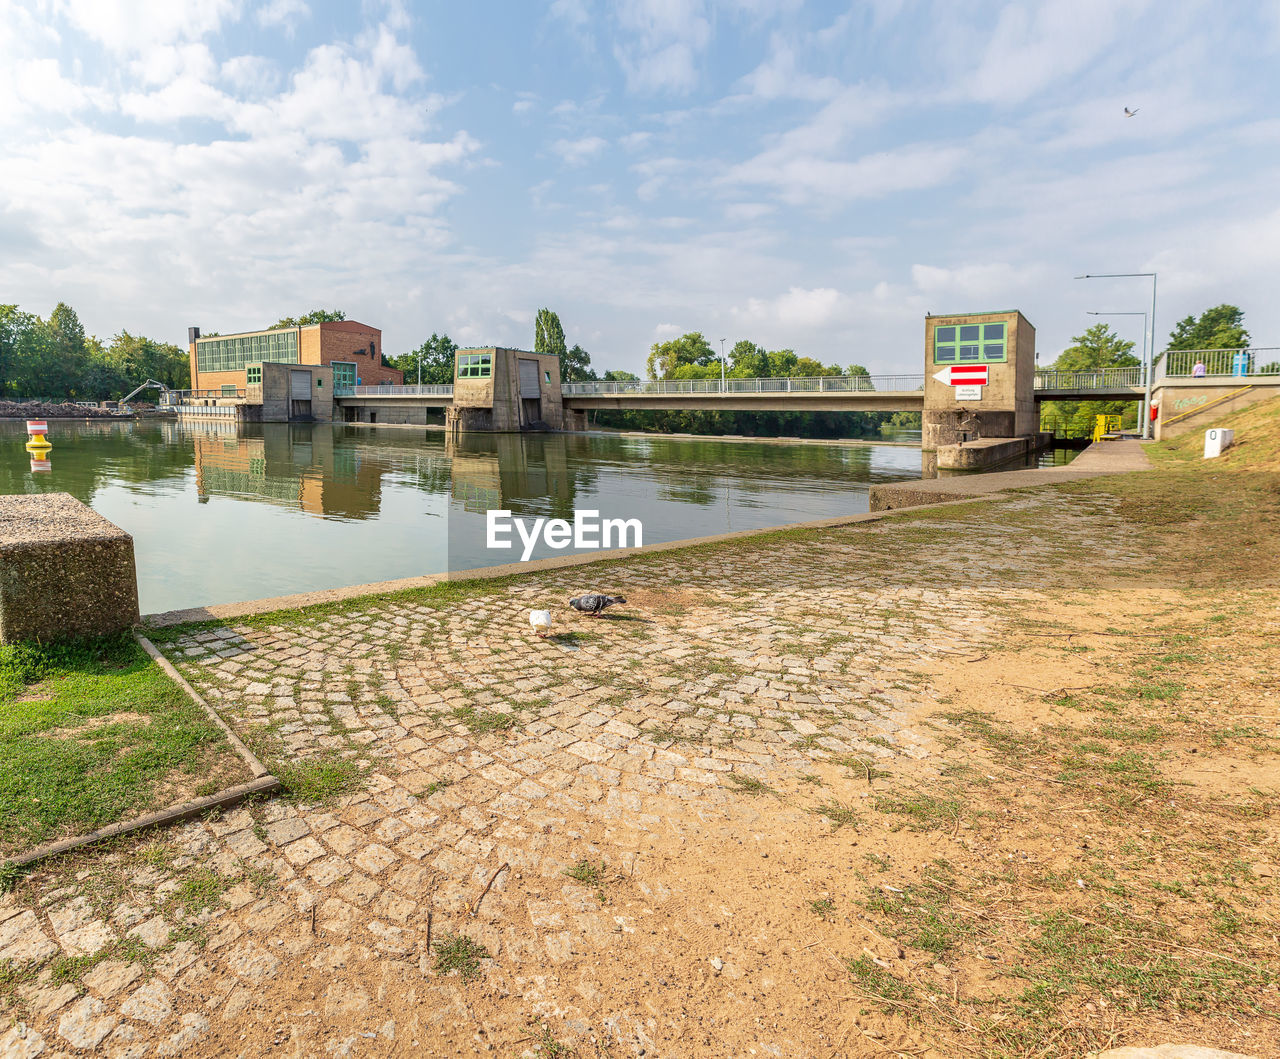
[813,801,859,829]
[452,706,519,734]
[873,791,961,831]
[0,635,246,857]
[432,932,490,981]
[277,755,364,803]
[725,773,772,796]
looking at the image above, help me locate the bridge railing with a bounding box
[561,375,924,396]
[1032,367,1144,391]
[336,384,455,397]
[1159,347,1280,378]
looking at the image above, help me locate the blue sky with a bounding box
[2,0,1279,376]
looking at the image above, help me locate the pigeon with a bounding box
[569,593,626,617]
[529,609,552,637]
[1124,107,1139,117]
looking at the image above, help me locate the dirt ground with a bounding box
[1,420,1279,1058]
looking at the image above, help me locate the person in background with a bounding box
[1192,358,1207,377]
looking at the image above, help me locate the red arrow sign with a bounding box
[932,365,989,386]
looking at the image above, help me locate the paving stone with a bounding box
[352,843,399,876]
[0,1024,45,1058]
[264,818,310,846]
[82,960,144,999]
[58,995,118,1049]
[119,978,173,1026]
[226,940,282,982]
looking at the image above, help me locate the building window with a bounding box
[457,353,492,379]
[544,370,551,384]
[221,383,238,396]
[331,362,356,392]
[246,365,262,385]
[934,322,1006,363]
[196,329,299,374]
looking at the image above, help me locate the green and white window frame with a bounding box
[457,353,492,379]
[934,322,1007,363]
[246,365,262,385]
[196,329,299,373]
[331,361,357,392]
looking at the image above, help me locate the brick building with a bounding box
[187,320,403,395]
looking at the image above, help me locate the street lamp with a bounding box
[719,338,727,390]
[1075,273,1157,439]
[1087,311,1148,430]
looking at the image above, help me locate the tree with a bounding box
[270,309,346,329]
[603,369,639,381]
[1042,324,1139,435]
[561,343,597,382]
[728,340,767,377]
[394,333,456,385]
[1052,323,1138,372]
[103,331,190,391]
[646,332,716,378]
[1166,305,1249,352]
[534,309,566,358]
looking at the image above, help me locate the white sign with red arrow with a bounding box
[932,365,989,386]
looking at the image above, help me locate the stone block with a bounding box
[0,493,139,641]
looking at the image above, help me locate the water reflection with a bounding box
[0,420,926,613]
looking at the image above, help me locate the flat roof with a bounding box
[195,321,376,342]
[456,347,559,356]
[924,310,1026,319]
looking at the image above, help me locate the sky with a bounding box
[2,0,1279,377]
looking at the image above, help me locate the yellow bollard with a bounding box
[24,419,52,452]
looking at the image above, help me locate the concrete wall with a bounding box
[1151,378,1280,439]
[448,348,565,432]
[260,362,333,422]
[336,402,447,425]
[922,310,1035,449]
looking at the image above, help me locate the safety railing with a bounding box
[1032,367,1144,390]
[561,375,924,395]
[171,388,248,400]
[335,384,455,397]
[1159,348,1280,378]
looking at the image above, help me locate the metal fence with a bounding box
[1159,348,1280,378]
[336,384,455,397]
[172,388,247,400]
[1032,367,1144,390]
[561,375,924,396]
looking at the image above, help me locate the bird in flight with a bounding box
[1124,107,1140,117]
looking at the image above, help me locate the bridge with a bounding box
[334,366,1147,412]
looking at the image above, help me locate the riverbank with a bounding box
[1,400,1277,1057]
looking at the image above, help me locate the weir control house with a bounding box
[184,320,403,422]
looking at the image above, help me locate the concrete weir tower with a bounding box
[923,310,1046,471]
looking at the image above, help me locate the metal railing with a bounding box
[561,374,924,395]
[172,388,248,400]
[1159,347,1280,378]
[1032,367,1144,390]
[335,384,455,397]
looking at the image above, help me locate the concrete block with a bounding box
[0,493,140,642]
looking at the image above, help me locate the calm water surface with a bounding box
[3,420,939,613]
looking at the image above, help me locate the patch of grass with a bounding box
[798,773,823,785]
[452,706,519,735]
[808,897,835,919]
[639,725,695,745]
[432,932,490,981]
[420,778,452,797]
[846,955,915,1009]
[531,1023,574,1057]
[873,791,961,831]
[725,773,772,796]
[0,634,247,856]
[277,755,364,803]
[170,868,229,916]
[863,863,968,957]
[563,860,606,887]
[813,801,859,830]
[829,754,889,781]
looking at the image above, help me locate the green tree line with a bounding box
[1040,304,1259,436]
[0,302,189,402]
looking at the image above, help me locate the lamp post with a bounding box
[719,338,726,391]
[1087,310,1148,432]
[1075,272,1157,439]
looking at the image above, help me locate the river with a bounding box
[0,420,1067,614]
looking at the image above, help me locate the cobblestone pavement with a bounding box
[0,492,1146,1057]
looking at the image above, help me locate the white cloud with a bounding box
[551,135,607,165]
[735,286,843,328]
[256,0,308,30]
[52,0,244,54]
[612,0,710,94]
